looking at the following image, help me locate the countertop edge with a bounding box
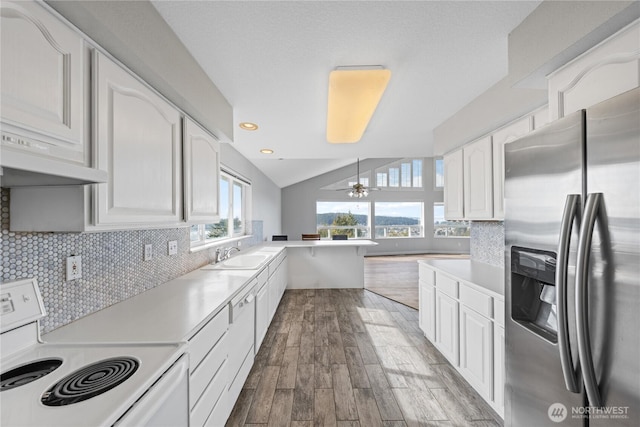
[418,258,505,299]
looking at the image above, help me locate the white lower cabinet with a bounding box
[254,268,270,354]
[493,324,505,416]
[419,280,436,341]
[188,306,230,427]
[418,262,505,418]
[435,290,459,366]
[459,305,493,399]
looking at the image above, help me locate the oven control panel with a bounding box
[0,278,46,333]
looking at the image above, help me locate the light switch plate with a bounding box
[66,256,82,281]
[144,244,153,261]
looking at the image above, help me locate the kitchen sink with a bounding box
[209,254,270,270]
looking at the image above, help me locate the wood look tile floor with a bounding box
[364,254,470,309]
[226,288,502,427]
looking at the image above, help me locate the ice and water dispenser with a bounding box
[511,246,558,343]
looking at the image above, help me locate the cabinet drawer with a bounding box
[190,305,229,371]
[191,358,228,427]
[494,299,505,327]
[459,283,493,318]
[418,263,435,286]
[190,332,227,410]
[436,272,458,298]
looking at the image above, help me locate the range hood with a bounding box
[0,149,107,187]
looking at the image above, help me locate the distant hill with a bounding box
[317,212,419,226]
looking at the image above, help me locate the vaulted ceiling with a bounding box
[151,1,541,187]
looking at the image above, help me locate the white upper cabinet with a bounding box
[0,0,85,163]
[183,117,220,224]
[444,150,464,220]
[548,20,639,120]
[93,51,182,226]
[491,118,531,220]
[463,136,493,220]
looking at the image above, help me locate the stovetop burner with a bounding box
[41,357,139,406]
[0,359,63,392]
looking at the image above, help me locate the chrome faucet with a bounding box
[215,246,240,263]
[223,246,241,259]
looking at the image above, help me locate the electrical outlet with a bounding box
[144,244,153,261]
[168,240,178,256]
[66,256,82,281]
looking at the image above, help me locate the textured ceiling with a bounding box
[151,0,541,188]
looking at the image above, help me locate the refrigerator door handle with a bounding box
[575,192,607,408]
[556,194,581,393]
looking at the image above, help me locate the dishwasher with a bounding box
[227,279,257,403]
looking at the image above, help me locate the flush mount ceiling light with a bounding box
[260,148,274,154]
[326,66,391,144]
[239,122,258,131]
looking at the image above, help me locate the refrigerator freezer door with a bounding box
[585,87,640,426]
[504,111,585,426]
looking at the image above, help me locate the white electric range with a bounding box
[0,278,189,427]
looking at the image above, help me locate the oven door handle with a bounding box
[114,355,189,427]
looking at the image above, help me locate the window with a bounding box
[374,158,423,189]
[191,170,251,247]
[374,202,424,238]
[433,203,469,237]
[435,158,444,189]
[316,201,370,239]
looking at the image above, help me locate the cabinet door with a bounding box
[459,305,493,399]
[493,324,505,417]
[491,118,531,220]
[1,0,84,162]
[184,117,220,224]
[463,136,493,219]
[94,51,182,226]
[435,290,459,366]
[255,284,269,353]
[443,149,464,220]
[419,281,436,342]
[548,20,639,120]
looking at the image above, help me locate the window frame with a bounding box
[433,202,470,238]
[190,169,252,249]
[373,201,425,239]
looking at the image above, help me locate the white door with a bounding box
[459,305,493,399]
[463,136,493,219]
[491,118,531,220]
[184,117,220,224]
[93,51,182,226]
[435,290,459,366]
[443,149,464,220]
[1,0,85,162]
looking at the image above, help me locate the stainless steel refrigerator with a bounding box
[504,87,639,426]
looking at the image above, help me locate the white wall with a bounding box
[282,158,470,256]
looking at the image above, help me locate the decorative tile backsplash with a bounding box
[470,221,505,268]
[0,188,261,334]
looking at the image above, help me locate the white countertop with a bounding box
[264,239,378,248]
[44,247,284,344]
[418,259,505,299]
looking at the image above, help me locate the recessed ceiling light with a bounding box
[260,148,274,154]
[239,122,258,131]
